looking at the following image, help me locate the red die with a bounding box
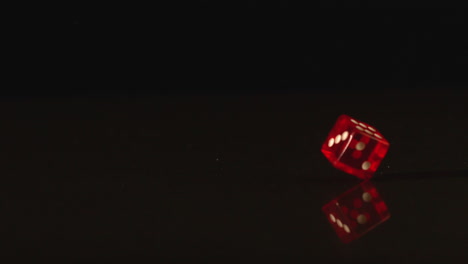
[322,180,390,243]
[321,114,389,179]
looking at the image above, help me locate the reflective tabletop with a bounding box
[0,93,466,262]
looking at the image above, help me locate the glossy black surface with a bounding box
[0,93,466,262]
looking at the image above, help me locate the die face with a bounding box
[323,181,390,243]
[321,115,389,179]
[322,201,356,243]
[334,130,389,179]
[321,115,352,162]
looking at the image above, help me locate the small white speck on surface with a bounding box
[216,158,219,162]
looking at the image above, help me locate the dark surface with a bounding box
[0,93,466,262]
[2,11,467,262]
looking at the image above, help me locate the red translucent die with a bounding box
[322,180,390,243]
[321,114,389,179]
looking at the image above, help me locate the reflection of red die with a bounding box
[321,114,390,179]
[322,181,390,243]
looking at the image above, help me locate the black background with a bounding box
[1,10,467,262]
